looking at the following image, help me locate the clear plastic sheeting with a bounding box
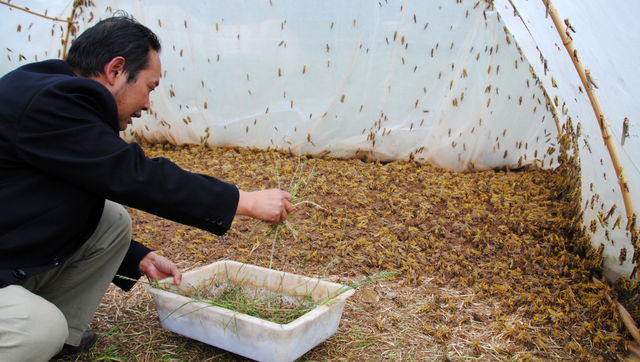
[495,0,640,282]
[3,1,638,281]
[0,1,74,66]
[1,0,560,172]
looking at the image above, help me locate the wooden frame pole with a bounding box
[61,1,82,60]
[543,0,635,222]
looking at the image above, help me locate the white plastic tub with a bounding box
[146,260,354,362]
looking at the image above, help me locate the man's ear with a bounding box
[104,56,126,86]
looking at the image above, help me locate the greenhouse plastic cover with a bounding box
[1,0,639,282]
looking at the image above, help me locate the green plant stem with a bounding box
[267,223,281,308]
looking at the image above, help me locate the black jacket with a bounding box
[0,60,239,289]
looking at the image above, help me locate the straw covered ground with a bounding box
[53,144,637,362]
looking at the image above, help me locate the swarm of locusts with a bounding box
[125,130,638,361]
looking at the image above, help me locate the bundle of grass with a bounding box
[156,265,396,325]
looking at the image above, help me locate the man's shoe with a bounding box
[52,331,98,358]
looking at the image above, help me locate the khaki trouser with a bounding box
[0,201,131,362]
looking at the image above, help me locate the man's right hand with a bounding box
[235,189,293,224]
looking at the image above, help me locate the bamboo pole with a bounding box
[542,0,635,223]
[593,277,640,347]
[61,0,84,60]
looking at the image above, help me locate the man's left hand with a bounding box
[139,252,182,285]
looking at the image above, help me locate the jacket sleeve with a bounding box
[112,240,153,291]
[16,77,239,235]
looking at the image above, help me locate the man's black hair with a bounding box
[66,11,161,83]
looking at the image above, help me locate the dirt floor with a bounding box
[54,144,634,361]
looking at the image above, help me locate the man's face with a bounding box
[113,50,161,131]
